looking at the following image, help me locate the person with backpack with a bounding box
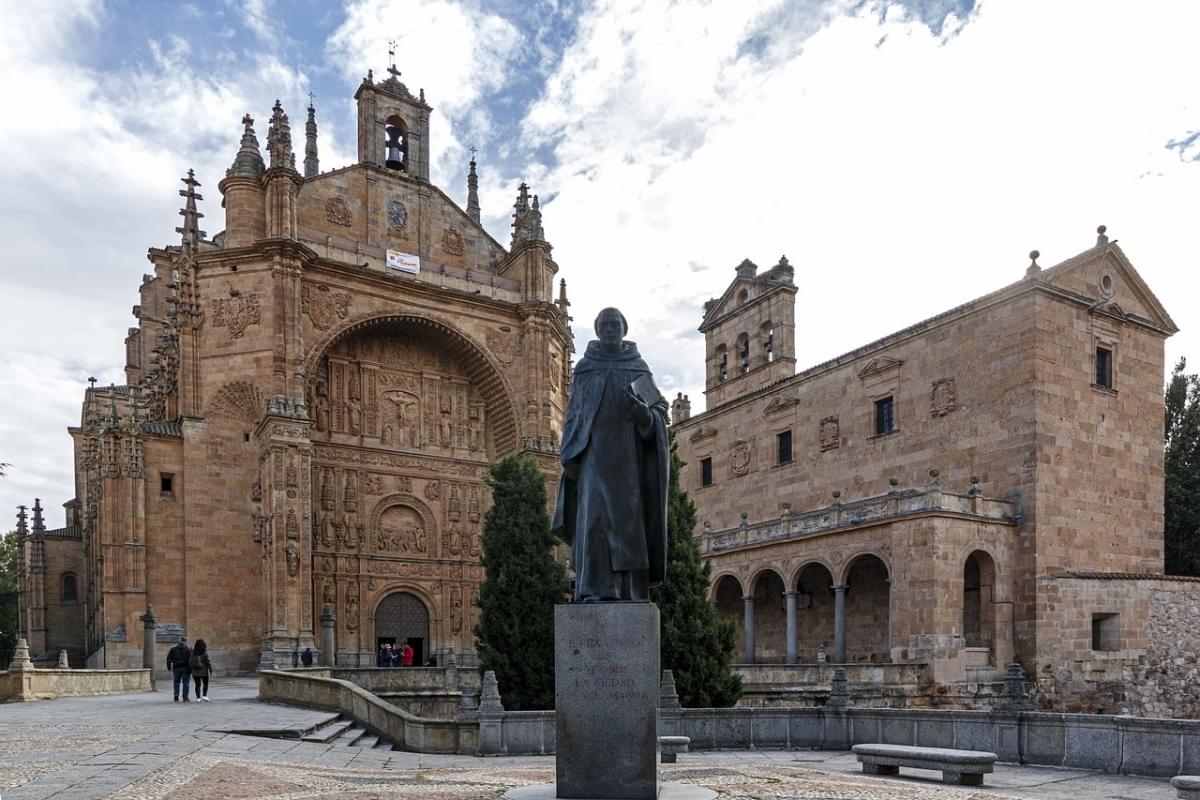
[166,637,192,702]
[189,639,213,702]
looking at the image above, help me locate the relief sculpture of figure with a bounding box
[552,307,669,602]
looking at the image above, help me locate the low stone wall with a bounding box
[258,669,470,754]
[736,663,933,708]
[330,666,481,719]
[0,667,151,702]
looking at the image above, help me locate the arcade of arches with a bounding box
[710,537,1013,684]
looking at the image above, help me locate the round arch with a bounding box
[747,566,786,594]
[788,558,836,590]
[368,493,439,558]
[963,549,998,649]
[842,552,892,663]
[305,312,521,456]
[836,549,892,585]
[709,571,743,601]
[373,589,432,665]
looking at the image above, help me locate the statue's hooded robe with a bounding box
[552,339,669,601]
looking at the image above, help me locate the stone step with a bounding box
[336,725,369,746]
[301,718,355,743]
[354,734,382,749]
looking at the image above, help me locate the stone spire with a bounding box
[16,504,28,537]
[304,101,319,178]
[556,278,570,316]
[466,152,480,223]
[510,183,546,248]
[227,114,265,179]
[266,100,296,171]
[176,170,206,254]
[31,498,45,535]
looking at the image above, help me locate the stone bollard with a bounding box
[1172,776,1200,800]
[659,669,683,738]
[57,649,69,668]
[8,637,34,671]
[996,662,1032,712]
[477,670,506,755]
[140,604,158,690]
[320,604,336,667]
[444,646,459,690]
[659,735,690,764]
[827,666,849,708]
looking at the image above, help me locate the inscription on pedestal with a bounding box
[555,603,659,800]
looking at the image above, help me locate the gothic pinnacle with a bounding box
[304,100,319,178]
[466,152,480,223]
[227,113,265,179]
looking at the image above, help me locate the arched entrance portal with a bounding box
[712,575,744,661]
[963,550,996,649]
[375,592,429,665]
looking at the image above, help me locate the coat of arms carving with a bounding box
[442,225,464,256]
[325,197,353,227]
[730,440,753,476]
[486,328,521,365]
[387,198,408,231]
[930,378,956,417]
[301,284,351,331]
[211,291,261,339]
[819,416,840,451]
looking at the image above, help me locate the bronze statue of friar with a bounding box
[552,307,670,602]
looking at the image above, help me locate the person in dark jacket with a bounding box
[189,639,213,702]
[166,637,192,702]
[301,647,314,667]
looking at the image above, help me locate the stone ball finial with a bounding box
[831,489,842,500]
[929,468,940,479]
[1029,250,1039,263]
[889,477,900,487]
[970,475,980,484]
[1026,250,1042,277]
[1097,225,1106,235]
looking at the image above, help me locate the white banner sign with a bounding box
[386,250,420,274]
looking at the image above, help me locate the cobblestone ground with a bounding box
[0,679,1179,800]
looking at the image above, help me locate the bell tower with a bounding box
[354,49,431,180]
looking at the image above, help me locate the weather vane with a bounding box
[388,38,400,77]
[308,90,315,107]
[470,145,477,160]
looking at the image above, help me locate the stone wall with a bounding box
[0,667,151,702]
[1034,574,1200,717]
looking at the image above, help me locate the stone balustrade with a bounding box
[700,487,1015,555]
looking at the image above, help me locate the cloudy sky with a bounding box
[1,0,1197,525]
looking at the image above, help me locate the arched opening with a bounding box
[736,333,750,375]
[374,591,429,665]
[384,115,408,172]
[712,574,744,661]
[751,569,787,663]
[61,573,78,604]
[759,321,774,365]
[963,550,996,650]
[736,288,749,306]
[794,562,834,662]
[714,344,728,383]
[844,554,890,663]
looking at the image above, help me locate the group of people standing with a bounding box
[377,641,414,667]
[165,636,212,702]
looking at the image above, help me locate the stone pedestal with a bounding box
[555,602,659,800]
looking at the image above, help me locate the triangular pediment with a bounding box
[689,426,718,444]
[700,277,755,330]
[857,356,904,380]
[764,394,800,416]
[1044,244,1177,334]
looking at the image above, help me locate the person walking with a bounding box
[301,647,314,667]
[400,642,414,667]
[189,639,213,702]
[166,637,192,702]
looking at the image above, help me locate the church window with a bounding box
[160,473,174,495]
[62,573,78,604]
[384,115,408,172]
[874,396,895,436]
[1095,346,1113,389]
[737,288,749,306]
[776,430,792,465]
[1091,612,1120,651]
[700,457,713,487]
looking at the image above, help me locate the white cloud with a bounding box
[525,0,1200,414]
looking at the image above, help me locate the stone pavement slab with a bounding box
[0,678,1182,799]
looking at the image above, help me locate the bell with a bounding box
[384,126,406,171]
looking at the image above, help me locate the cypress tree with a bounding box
[1165,358,1200,576]
[475,455,567,709]
[652,432,742,707]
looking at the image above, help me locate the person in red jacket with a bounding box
[400,642,414,667]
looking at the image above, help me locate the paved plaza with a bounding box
[0,680,1181,800]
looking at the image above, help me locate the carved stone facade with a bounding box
[679,241,1182,715]
[23,66,572,675]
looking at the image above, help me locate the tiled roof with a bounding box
[1055,571,1200,583]
[141,420,183,437]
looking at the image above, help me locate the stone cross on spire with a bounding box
[466,148,480,223]
[227,114,264,179]
[388,38,400,78]
[175,169,206,253]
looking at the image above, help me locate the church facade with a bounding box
[673,238,1200,714]
[15,65,573,673]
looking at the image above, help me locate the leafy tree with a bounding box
[0,529,17,666]
[475,455,568,710]
[652,432,743,707]
[1165,358,1200,576]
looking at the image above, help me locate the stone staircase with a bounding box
[301,716,394,750]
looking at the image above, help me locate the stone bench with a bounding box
[1173,776,1200,799]
[851,743,997,786]
[659,735,690,763]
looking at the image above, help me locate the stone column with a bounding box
[140,604,158,690]
[320,604,336,667]
[785,590,797,665]
[8,637,33,670]
[742,594,755,665]
[832,584,847,664]
[477,670,506,755]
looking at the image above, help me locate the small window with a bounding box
[1095,346,1113,389]
[700,457,713,487]
[62,574,78,603]
[874,396,895,436]
[776,431,792,465]
[1092,612,1120,651]
[160,473,174,495]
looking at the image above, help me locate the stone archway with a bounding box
[794,562,835,662]
[712,574,744,661]
[374,591,430,665]
[963,550,997,650]
[843,554,891,663]
[750,569,787,663]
